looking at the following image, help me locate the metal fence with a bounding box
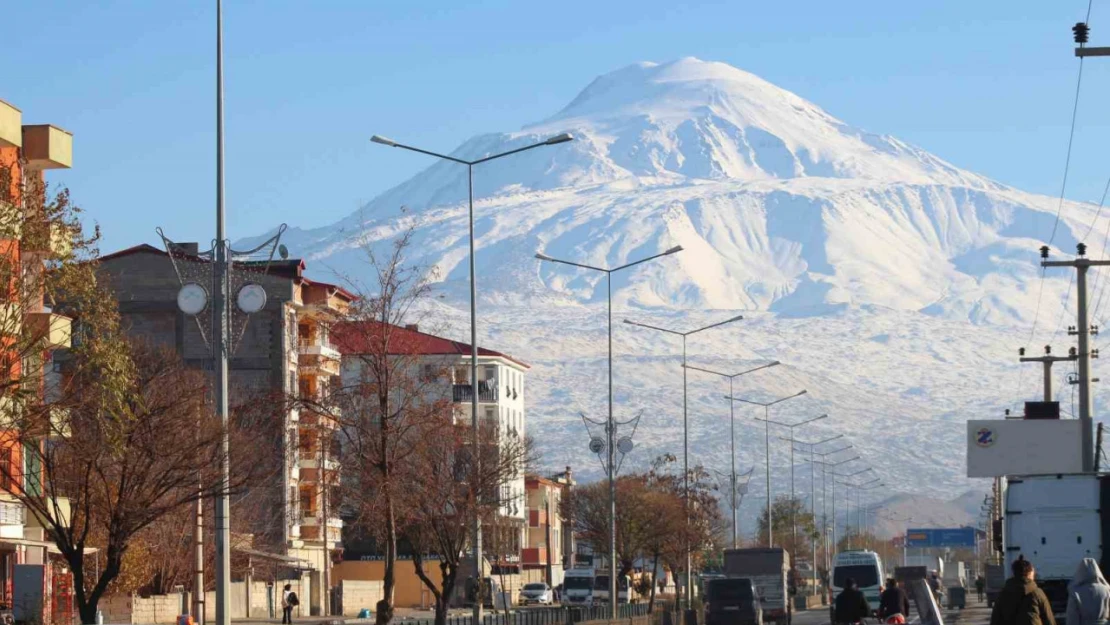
[426,602,674,625]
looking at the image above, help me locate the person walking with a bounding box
[976,576,986,603]
[834,578,871,625]
[281,583,297,625]
[989,556,1056,625]
[1067,558,1110,625]
[879,578,910,620]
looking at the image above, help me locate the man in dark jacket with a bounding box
[989,557,1057,625]
[879,578,911,619]
[835,578,871,624]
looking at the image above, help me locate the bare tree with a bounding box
[0,342,269,624]
[328,219,446,625]
[403,416,534,625]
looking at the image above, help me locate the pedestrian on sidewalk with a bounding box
[976,575,985,603]
[989,556,1056,625]
[281,584,296,624]
[1067,558,1110,625]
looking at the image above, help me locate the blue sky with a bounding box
[6,0,1110,253]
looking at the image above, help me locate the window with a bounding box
[1,449,13,492]
[484,365,496,382]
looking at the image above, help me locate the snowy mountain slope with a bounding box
[240,58,1110,531]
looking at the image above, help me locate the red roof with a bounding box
[332,320,529,368]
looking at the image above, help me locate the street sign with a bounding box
[905,527,976,548]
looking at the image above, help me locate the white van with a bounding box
[830,550,884,617]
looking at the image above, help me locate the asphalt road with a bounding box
[792,607,832,625]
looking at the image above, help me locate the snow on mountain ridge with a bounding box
[235,59,1110,507]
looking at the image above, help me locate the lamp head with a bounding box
[370,135,398,147]
[664,245,684,255]
[535,252,554,262]
[545,132,574,145]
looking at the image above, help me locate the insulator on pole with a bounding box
[1075,22,1090,45]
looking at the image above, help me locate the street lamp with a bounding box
[535,247,683,617]
[754,412,827,551]
[623,315,744,608]
[810,450,857,570]
[837,475,879,548]
[685,361,780,549]
[724,390,808,547]
[372,131,573,624]
[781,434,843,594]
[829,467,872,549]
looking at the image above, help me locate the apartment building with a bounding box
[332,322,529,566]
[522,469,575,587]
[95,246,353,615]
[0,98,75,620]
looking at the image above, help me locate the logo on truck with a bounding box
[976,427,995,447]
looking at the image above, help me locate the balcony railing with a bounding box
[0,501,25,526]
[453,384,498,403]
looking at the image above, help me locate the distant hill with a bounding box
[864,490,985,539]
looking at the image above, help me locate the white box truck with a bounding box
[1003,474,1107,618]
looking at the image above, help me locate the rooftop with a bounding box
[332,320,529,368]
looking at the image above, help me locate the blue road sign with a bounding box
[905,527,976,548]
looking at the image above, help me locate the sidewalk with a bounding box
[945,596,991,625]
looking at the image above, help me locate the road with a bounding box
[793,607,831,625]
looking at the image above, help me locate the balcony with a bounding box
[21,125,72,170]
[299,514,343,529]
[20,221,71,257]
[521,547,548,566]
[453,384,498,403]
[299,456,341,472]
[298,340,341,377]
[24,312,71,350]
[0,100,20,148]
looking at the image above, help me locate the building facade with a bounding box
[95,246,353,615]
[0,97,75,621]
[333,322,530,576]
[522,469,575,588]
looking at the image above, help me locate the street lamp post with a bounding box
[828,468,872,550]
[810,450,857,570]
[535,248,683,618]
[685,361,781,549]
[371,132,573,624]
[623,315,745,609]
[753,412,827,551]
[782,435,842,594]
[837,476,879,548]
[724,391,808,547]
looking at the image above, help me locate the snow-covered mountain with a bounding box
[241,58,1109,529]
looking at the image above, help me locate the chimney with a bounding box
[171,242,199,256]
[564,466,573,484]
[405,323,419,332]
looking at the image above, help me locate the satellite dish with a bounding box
[616,436,634,455]
[588,437,605,454]
[278,244,289,260]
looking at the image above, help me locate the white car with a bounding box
[520,582,553,605]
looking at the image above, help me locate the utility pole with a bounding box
[1041,243,1107,471]
[1097,423,1105,471]
[1018,345,1077,401]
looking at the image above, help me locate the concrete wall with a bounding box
[337,580,384,616]
[101,579,307,624]
[332,560,442,609]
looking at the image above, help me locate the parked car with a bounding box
[520,582,554,605]
[705,578,762,625]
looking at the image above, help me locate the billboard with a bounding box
[966,419,1082,477]
[905,527,976,548]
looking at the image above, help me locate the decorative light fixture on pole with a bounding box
[167,4,291,622]
[724,390,807,547]
[535,247,682,617]
[684,361,780,549]
[371,131,573,624]
[623,314,745,608]
[781,434,842,594]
